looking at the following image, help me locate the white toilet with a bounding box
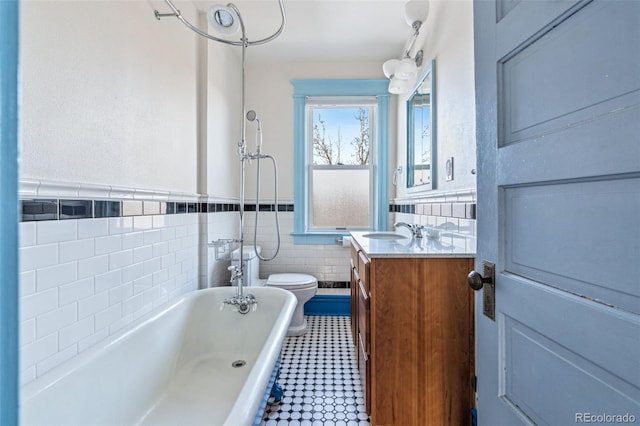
[231,246,318,336]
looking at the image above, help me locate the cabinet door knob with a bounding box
[467,270,492,291]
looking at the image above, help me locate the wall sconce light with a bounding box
[383,0,429,94]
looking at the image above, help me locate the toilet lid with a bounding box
[266,273,317,288]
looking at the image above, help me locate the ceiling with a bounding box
[190,0,417,64]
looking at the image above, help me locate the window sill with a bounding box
[290,231,353,245]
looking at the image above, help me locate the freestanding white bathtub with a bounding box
[20,286,297,426]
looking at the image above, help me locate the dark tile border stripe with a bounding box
[22,198,475,223]
[317,281,350,289]
[391,202,477,219]
[20,199,296,222]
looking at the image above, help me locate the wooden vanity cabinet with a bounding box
[350,242,475,426]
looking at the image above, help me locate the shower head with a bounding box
[246,110,258,122]
[207,5,240,36]
[246,110,262,151]
[247,110,261,130]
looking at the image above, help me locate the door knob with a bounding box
[468,261,496,321]
[467,270,492,291]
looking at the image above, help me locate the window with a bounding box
[291,80,390,244]
[308,98,375,230]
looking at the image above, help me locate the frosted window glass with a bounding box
[311,169,370,228]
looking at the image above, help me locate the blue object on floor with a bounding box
[270,382,284,403]
[303,295,350,316]
[471,408,477,426]
[253,354,282,426]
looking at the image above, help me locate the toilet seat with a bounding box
[266,273,317,290]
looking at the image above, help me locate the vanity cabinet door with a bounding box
[350,257,358,346]
[357,274,371,416]
[358,251,370,292]
[351,244,371,416]
[369,256,475,426]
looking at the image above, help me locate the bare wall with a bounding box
[20,0,199,194]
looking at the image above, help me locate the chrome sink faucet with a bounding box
[395,222,424,238]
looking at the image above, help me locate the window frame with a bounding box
[291,79,390,244]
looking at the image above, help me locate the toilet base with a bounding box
[286,303,309,336]
[286,317,308,337]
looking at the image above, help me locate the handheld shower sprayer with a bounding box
[245,109,281,262]
[246,110,262,153]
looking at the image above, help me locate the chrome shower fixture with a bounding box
[246,110,262,152]
[153,0,286,47]
[156,0,285,302]
[246,110,259,123]
[207,5,240,36]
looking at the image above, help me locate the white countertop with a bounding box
[350,231,476,258]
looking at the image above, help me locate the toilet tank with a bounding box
[231,245,261,286]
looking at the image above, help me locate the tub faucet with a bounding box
[225,265,257,314]
[395,222,424,238]
[224,293,256,314]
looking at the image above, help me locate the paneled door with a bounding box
[473,0,640,424]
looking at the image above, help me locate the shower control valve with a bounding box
[224,293,257,314]
[228,265,243,283]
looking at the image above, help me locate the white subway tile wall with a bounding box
[204,212,239,287]
[18,211,236,385]
[18,189,476,385]
[242,212,352,283]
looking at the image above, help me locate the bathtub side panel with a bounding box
[21,298,192,425]
[21,288,296,426]
[225,288,297,426]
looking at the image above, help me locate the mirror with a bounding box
[406,60,436,190]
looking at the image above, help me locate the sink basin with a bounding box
[361,232,408,240]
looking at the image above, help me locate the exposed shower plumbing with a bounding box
[246,110,282,262]
[154,0,286,309]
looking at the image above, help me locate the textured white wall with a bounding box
[244,60,394,201]
[205,40,242,199]
[20,0,199,194]
[395,0,476,199]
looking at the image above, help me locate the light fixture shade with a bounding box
[388,76,413,94]
[382,59,400,78]
[395,58,418,80]
[405,0,429,27]
[207,5,240,36]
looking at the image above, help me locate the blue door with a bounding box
[473,0,640,424]
[0,0,20,424]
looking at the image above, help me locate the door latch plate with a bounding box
[482,261,495,321]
